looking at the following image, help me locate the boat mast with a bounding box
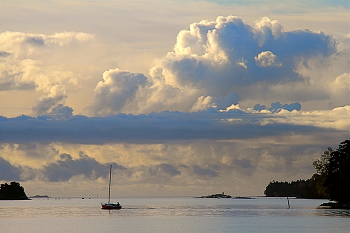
[108,164,112,204]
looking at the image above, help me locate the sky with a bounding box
[0,0,349,197]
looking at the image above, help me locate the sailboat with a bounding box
[101,164,122,209]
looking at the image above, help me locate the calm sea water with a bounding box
[0,197,349,233]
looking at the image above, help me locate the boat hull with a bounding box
[101,203,122,209]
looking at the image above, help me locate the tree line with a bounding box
[265,138,350,207]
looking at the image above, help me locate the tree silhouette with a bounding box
[264,138,350,208]
[264,179,324,198]
[311,147,332,198]
[323,139,350,205]
[0,181,29,200]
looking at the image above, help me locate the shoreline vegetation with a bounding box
[264,138,350,209]
[0,181,29,200]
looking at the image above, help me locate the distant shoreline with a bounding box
[29,195,50,198]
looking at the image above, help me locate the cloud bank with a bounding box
[0,106,348,144]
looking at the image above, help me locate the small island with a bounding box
[196,192,255,199]
[235,196,255,199]
[0,181,29,200]
[197,192,232,198]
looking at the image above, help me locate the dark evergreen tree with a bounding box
[323,139,350,205]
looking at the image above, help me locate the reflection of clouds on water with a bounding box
[1,197,349,232]
[2,197,349,218]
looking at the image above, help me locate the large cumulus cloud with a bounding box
[154,15,336,98]
[88,16,338,116]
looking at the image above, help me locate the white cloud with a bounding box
[191,96,215,112]
[191,92,240,112]
[254,17,283,45]
[89,68,148,116]
[0,31,94,58]
[255,51,282,67]
[329,73,350,108]
[31,85,72,118]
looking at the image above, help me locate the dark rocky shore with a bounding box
[319,202,350,209]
